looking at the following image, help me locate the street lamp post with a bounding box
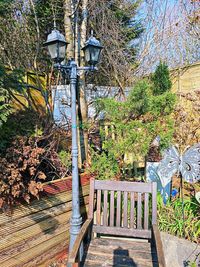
[44,28,103,260]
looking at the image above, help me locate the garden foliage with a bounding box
[0,109,45,153]
[157,194,200,243]
[0,88,12,127]
[0,64,24,127]
[91,62,176,180]
[173,90,200,150]
[0,134,68,211]
[89,151,120,181]
[0,108,72,211]
[151,62,172,95]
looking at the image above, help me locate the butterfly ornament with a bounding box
[157,143,200,187]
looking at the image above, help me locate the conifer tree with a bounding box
[151,62,172,95]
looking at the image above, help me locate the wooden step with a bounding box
[84,250,156,266]
[88,244,156,257]
[0,210,71,251]
[84,262,158,267]
[81,261,159,267]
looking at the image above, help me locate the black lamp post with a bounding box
[44,29,102,262]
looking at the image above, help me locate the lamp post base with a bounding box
[68,216,83,266]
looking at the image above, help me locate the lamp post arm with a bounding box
[77,66,98,72]
[54,62,98,73]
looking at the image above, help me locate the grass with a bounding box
[157,194,200,243]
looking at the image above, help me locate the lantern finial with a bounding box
[53,20,56,30]
[91,29,94,37]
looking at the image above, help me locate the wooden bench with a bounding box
[68,179,166,267]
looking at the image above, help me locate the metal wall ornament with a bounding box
[157,143,200,187]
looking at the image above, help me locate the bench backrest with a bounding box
[88,179,157,239]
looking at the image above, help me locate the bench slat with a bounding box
[96,190,101,225]
[103,190,108,226]
[95,180,152,193]
[123,191,128,228]
[109,191,114,227]
[116,191,121,227]
[137,192,142,229]
[130,192,135,228]
[93,225,151,239]
[144,193,149,230]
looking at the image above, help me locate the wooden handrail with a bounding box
[152,224,166,267]
[68,218,93,264]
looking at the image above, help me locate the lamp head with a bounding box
[44,29,68,63]
[82,33,103,66]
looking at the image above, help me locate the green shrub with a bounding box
[58,150,72,174]
[89,150,120,180]
[151,61,172,95]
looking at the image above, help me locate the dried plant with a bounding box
[173,90,200,151]
[0,133,68,212]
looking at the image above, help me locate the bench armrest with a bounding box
[152,224,166,267]
[68,218,93,265]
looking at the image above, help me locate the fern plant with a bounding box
[0,88,12,127]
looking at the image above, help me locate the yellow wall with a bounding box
[171,61,200,93]
[12,72,48,114]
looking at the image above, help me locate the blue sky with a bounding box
[134,0,200,75]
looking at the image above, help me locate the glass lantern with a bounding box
[44,29,68,63]
[82,35,103,66]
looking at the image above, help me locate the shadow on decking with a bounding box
[113,246,136,266]
[29,174,87,235]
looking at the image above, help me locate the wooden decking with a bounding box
[0,175,91,267]
[82,237,158,267]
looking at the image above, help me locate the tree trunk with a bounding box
[63,0,73,59]
[78,78,89,163]
[78,0,89,163]
[63,0,89,165]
